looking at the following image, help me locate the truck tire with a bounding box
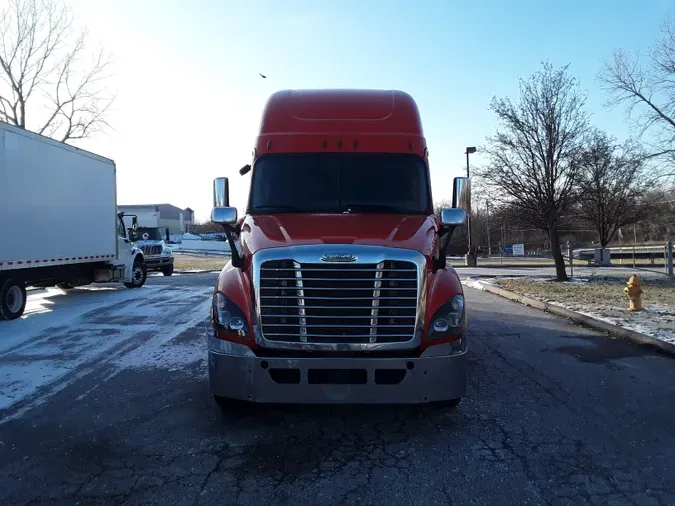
[0,278,27,321]
[162,265,174,276]
[124,259,147,289]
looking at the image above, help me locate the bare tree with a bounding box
[0,0,113,142]
[577,130,653,248]
[479,62,589,280]
[599,20,675,169]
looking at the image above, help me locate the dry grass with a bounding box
[173,254,228,272]
[497,277,675,340]
[499,277,675,309]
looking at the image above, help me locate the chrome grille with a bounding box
[140,245,162,256]
[259,260,418,344]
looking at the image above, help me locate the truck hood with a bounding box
[240,214,438,258]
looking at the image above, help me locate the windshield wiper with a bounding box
[342,204,413,214]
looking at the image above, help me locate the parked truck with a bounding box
[206,89,471,407]
[0,121,147,320]
[121,216,174,276]
[129,227,174,276]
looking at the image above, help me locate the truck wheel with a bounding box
[0,278,27,320]
[162,265,174,276]
[124,260,147,289]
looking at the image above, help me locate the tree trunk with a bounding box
[548,226,569,281]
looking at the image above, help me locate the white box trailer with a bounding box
[0,121,147,320]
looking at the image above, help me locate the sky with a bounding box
[60,0,675,222]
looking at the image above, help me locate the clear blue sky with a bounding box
[71,0,674,221]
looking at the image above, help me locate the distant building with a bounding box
[118,204,194,234]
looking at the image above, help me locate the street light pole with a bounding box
[486,201,491,256]
[464,147,476,255]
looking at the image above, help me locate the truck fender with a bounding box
[123,251,148,289]
[426,268,463,330]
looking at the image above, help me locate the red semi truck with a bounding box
[208,89,470,407]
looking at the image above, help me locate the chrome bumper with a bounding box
[208,337,467,404]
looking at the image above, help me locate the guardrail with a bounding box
[174,249,231,257]
[571,242,674,276]
[575,245,667,256]
[576,250,663,264]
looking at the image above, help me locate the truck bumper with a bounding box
[144,257,173,269]
[208,337,467,404]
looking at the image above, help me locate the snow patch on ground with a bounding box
[539,296,675,343]
[116,341,207,374]
[112,298,211,377]
[462,277,500,291]
[0,286,211,417]
[575,309,675,343]
[0,286,162,354]
[462,278,487,291]
[115,329,208,377]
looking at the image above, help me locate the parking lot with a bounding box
[0,272,674,505]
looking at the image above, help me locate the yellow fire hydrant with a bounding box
[624,275,643,312]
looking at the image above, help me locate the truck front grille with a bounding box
[259,260,418,344]
[140,245,162,256]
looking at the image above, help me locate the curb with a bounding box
[173,269,222,275]
[471,281,675,358]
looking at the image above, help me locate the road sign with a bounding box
[512,243,525,256]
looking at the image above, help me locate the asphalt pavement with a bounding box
[0,272,674,505]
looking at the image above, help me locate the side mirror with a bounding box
[212,206,238,225]
[213,177,229,207]
[440,208,467,227]
[239,164,251,176]
[212,177,238,225]
[131,216,138,231]
[452,177,471,213]
[211,177,244,268]
[436,177,471,271]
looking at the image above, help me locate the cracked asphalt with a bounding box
[0,273,674,505]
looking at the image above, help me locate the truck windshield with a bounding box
[248,153,431,214]
[131,227,162,241]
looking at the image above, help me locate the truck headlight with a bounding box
[211,293,250,338]
[429,294,465,339]
[163,247,173,257]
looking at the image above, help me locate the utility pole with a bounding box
[633,225,637,269]
[465,147,476,250]
[502,221,506,253]
[464,147,476,265]
[486,201,491,256]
